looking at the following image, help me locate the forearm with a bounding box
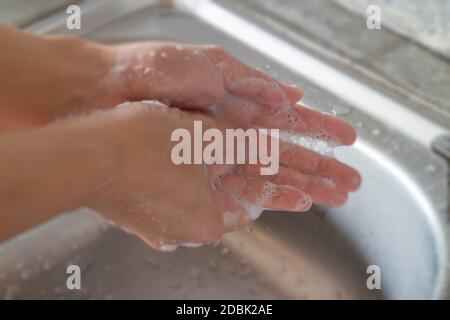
[0,25,116,131]
[0,112,119,241]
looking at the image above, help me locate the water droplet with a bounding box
[145,257,160,269]
[160,51,168,59]
[371,128,381,136]
[20,270,30,281]
[331,105,352,116]
[354,121,364,128]
[390,143,400,152]
[220,248,230,257]
[424,164,436,173]
[208,258,219,272]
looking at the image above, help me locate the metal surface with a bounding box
[213,0,450,134]
[0,0,448,299]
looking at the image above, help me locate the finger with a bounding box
[236,165,349,207]
[214,97,356,146]
[121,43,225,109]
[215,189,254,232]
[204,46,300,106]
[283,84,303,102]
[251,104,357,145]
[219,173,312,212]
[279,142,361,191]
[131,231,179,252]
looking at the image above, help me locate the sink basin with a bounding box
[0,0,448,299]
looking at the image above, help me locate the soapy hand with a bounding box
[0,27,361,247]
[92,42,361,250]
[107,42,302,110]
[107,41,360,202]
[87,100,359,251]
[86,101,313,251]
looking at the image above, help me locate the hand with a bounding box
[0,29,362,246]
[105,42,302,109]
[85,101,311,250]
[106,42,361,208]
[85,99,360,251]
[92,41,362,207]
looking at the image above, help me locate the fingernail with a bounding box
[285,84,303,101]
[349,173,362,190]
[293,193,312,211]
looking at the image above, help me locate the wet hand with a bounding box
[86,101,312,251]
[106,42,361,209]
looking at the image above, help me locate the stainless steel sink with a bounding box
[0,0,448,299]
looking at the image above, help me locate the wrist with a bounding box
[80,106,152,207]
[0,28,121,129]
[44,35,121,112]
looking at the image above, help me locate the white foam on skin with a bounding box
[159,244,178,252]
[243,203,264,220]
[181,242,204,248]
[203,65,341,230]
[222,211,241,229]
[280,131,338,157]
